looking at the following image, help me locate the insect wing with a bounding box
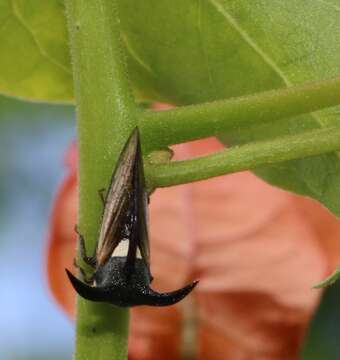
[96,129,138,265]
[124,138,150,274]
[96,129,150,268]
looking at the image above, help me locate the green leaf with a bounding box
[301,282,340,359]
[2,1,340,214]
[119,0,340,215]
[0,0,72,103]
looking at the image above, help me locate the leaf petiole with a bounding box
[146,126,340,189]
[140,76,340,151]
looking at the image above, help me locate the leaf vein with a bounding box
[197,0,217,96]
[208,0,291,86]
[10,0,71,75]
[121,34,155,75]
[208,0,340,163]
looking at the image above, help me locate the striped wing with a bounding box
[96,129,150,270]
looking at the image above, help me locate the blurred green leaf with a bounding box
[2,1,340,215]
[120,1,340,103]
[301,283,340,360]
[0,0,72,103]
[2,1,340,105]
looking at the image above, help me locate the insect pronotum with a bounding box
[66,128,198,307]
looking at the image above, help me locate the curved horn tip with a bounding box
[65,268,81,285]
[65,268,87,294]
[65,268,103,302]
[146,280,199,307]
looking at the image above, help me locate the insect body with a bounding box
[66,129,198,307]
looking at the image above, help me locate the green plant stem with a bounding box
[140,76,340,151]
[65,0,136,359]
[146,127,340,188]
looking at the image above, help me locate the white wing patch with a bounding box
[111,239,142,259]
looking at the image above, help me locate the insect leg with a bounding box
[98,188,106,206]
[73,259,94,284]
[78,233,97,268]
[74,225,97,268]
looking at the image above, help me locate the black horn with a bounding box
[66,269,106,302]
[143,281,199,307]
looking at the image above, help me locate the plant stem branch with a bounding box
[140,76,340,151]
[146,127,340,188]
[65,0,135,359]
